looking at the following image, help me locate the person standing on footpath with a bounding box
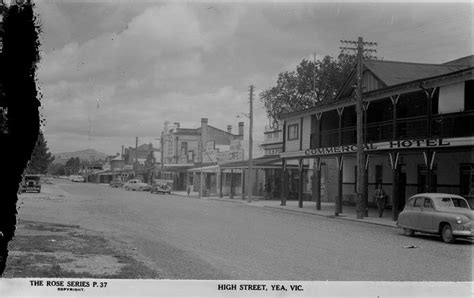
[374,183,387,217]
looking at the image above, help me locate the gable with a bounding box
[337,65,385,99]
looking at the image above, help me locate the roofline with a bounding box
[362,66,474,99]
[365,59,458,66]
[207,124,242,137]
[280,67,473,120]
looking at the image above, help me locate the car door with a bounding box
[420,198,437,232]
[411,197,425,230]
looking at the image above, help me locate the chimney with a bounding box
[174,122,180,128]
[201,118,209,150]
[238,121,244,137]
[227,125,232,133]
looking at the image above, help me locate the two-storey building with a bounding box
[279,55,473,219]
[160,118,245,192]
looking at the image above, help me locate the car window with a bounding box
[438,197,454,208]
[452,197,469,209]
[423,198,433,209]
[413,198,424,208]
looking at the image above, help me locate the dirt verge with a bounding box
[3,220,159,279]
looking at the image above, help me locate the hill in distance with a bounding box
[53,149,111,165]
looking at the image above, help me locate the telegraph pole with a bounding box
[135,136,138,179]
[121,145,124,180]
[247,85,254,203]
[340,37,377,219]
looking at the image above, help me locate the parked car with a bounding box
[19,174,41,193]
[109,179,123,188]
[70,175,85,182]
[150,183,171,194]
[123,179,151,191]
[397,193,474,243]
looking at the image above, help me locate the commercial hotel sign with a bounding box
[298,137,472,158]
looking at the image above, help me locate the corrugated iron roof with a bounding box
[364,60,468,87]
[175,127,201,135]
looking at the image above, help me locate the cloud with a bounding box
[38,4,212,85]
[37,2,472,154]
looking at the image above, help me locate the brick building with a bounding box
[160,118,244,191]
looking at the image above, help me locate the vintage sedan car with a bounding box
[109,179,123,188]
[397,193,474,243]
[70,175,85,182]
[150,183,171,194]
[19,174,41,193]
[123,179,151,191]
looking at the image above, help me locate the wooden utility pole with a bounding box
[247,85,254,203]
[121,145,124,179]
[135,136,138,179]
[340,37,377,219]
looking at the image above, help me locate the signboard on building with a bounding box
[297,137,472,158]
[202,149,218,163]
[217,149,244,163]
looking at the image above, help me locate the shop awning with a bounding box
[188,164,220,173]
[219,156,284,169]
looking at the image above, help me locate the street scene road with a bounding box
[6,178,472,281]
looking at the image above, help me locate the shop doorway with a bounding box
[417,165,437,193]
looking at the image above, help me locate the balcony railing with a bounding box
[432,111,474,138]
[309,111,473,149]
[320,129,339,147]
[341,127,356,145]
[396,116,428,139]
[366,120,393,143]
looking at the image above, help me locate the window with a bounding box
[452,197,469,209]
[181,142,188,155]
[423,198,433,209]
[287,124,299,140]
[414,198,424,208]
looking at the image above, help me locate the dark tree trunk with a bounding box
[0,2,41,275]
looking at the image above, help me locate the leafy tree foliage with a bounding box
[65,157,82,174]
[48,163,66,176]
[260,52,364,121]
[26,131,54,174]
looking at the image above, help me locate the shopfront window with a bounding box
[460,164,473,197]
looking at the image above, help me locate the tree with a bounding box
[26,131,54,174]
[0,1,42,275]
[260,52,368,121]
[65,157,81,175]
[48,163,66,176]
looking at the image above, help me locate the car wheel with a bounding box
[441,224,455,243]
[403,228,414,237]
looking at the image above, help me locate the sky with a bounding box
[33,0,473,155]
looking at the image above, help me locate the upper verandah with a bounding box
[279,55,474,121]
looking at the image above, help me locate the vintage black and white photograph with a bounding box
[0,0,472,296]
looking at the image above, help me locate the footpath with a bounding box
[172,191,399,229]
